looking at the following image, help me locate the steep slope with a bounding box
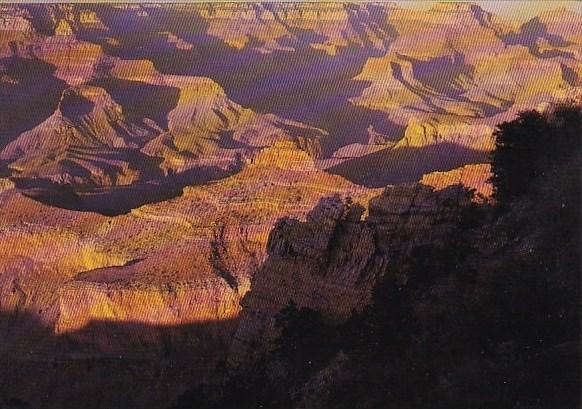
[3,136,496,407]
[0,143,378,409]
[329,3,581,185]
[70,3,398,158]
[1,53,328,191]
[505,8,582,60]
[0,5,107,157]
[32,28,104,86]
[0,56,67,150]
[197,2,395,54]
[2,5,106,86]
[420,163,492,199]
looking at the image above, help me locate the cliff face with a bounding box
[420,163,492,199]
[395,118,494,151]
[138,71,327,173]
[141,2,395,55]
[1,53,328,183]
[210,115,581,409]
[32,34,104,86]
[229,181,473,367]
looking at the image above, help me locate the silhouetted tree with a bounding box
[490,103,581,206]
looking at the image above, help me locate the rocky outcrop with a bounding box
[250,140,316,171]
[99,58,327,174]
[0,6,104,84]
[420,163,493,200]
[229,182,472,367]
[0,4,579,407]
[506,8,582,61]
[396,118,494,151]
[33,34,104,86]
[78,9,108,31]
[0,195,127,330]
[0,85,162,185]
[228,195,378,366]
[55,279,241,351]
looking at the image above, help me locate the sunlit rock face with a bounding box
[396,118,494,151]
[2,2,579,187]
[420,163,493,200]
[0,141,377,356]
[351,2,581,131]
[137,71,327,174]
[33,36,104,86]
[0,52,328,184]
[229,196,379,366]
[251,140,317,171]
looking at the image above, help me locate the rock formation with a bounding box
[395,118,494,151]
[420,163,492,200]
[95,58,327,175]
[351,2,580,129]
[229,180,474,367]
[0,6,35,57]
[2,2,578,186]
[0,85,162,185]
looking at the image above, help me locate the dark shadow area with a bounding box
[88,77,181,131]
[328,143,489,187]
[215,130,248,150]
[0,161,11,178]
[0,310,237,409]
[58,89,95,119]
[6,144,165,191]
[404,52,474,98]
[470,3,497,31]
[561,62,580,86]
[13,163,235,216]
[20,4,58,36]
[390,56,508,119]
[503,17,576,58]
[0,57,66,150]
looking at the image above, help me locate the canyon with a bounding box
[0,2,580,408]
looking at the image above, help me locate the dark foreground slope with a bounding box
[174,104,581,409]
